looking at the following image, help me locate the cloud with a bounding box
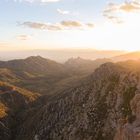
[13,0,61,3]
[120,1,140,12]
[57,9,79,16]
[60,21,94,29]
[19,20,95,31]
[86,23,94,28]
[57,9,70,15]
[103,0,140,23]
[104,1,140,13]
[61,21,82,27]
[19,22,62,30]
[17,35,31,40]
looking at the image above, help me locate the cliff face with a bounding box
[14,62,140,140]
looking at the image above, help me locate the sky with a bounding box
[0,0,140,51]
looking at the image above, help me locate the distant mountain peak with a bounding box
[67,57,83,61]
[25,55,45,61]
[65,57,91,64]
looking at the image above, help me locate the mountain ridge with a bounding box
[0,56,112,95]
[14,61,140,140]
[112,51,140,62]
[1,56,140,140]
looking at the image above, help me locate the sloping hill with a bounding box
[117,60,140,72]
[112,51,140,62]
[0,68,20,83]
[0,56,68,94]
[0,56,65,76]
[0,81,40,140]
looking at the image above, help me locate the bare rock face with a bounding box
[129,93,140,139]
[114,92,140,140]
[131,94,140,120]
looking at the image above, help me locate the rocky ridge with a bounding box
[14,62,140,140]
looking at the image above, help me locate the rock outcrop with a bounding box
[114,93,140,140]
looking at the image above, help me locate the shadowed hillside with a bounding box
[0,56,65,75]
[0,81,40,140]
[0,56,111,95]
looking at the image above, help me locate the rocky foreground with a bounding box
[114,93,140,140]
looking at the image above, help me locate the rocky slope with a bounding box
[0,81,40,140]
[114,93,140,140]
[12,61,140,140]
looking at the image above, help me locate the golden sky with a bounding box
[0,0,140,51]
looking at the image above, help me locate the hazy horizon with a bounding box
[0,48,127,62]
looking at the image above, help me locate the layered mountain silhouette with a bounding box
[65,57,111,74]
[0,56,110,95]
[0,55,140,140]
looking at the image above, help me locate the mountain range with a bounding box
[1,51,140,140]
